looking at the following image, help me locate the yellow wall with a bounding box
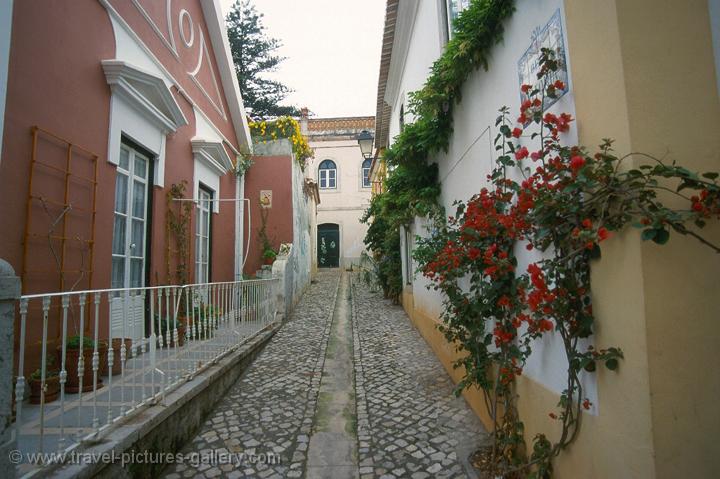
[402,1,720,478]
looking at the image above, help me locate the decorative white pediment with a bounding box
[191,138,233,175]
[102,59,187,133]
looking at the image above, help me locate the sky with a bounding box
[219,0,386,119]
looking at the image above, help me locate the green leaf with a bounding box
[652,228,670,245]
[641,229,656,241]
[702,172,719,180]
[605,358,619,371]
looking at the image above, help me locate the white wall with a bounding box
[386,0,445,143]
[392,0,599,412]
[291,155,312,302]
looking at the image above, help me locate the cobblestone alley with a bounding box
[160,271,485,479]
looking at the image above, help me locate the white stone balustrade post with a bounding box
[0,259,20,478]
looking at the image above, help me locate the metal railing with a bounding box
[12,278,279,469]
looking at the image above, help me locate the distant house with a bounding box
[302,112,374,269]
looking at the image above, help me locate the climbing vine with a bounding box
[413,49,720,476]
[165,181,193,285]
[249,116,313,170]
[362,0,516,299]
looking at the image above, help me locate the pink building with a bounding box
[0,0,251,373]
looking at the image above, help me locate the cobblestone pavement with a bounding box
[161,270,486,479]
[161,271,340,479]
[350,275,486,479]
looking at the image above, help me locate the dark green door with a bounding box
[318,224,340,268]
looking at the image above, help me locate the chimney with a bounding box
[300,107,309,135]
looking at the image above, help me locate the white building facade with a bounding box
[303,115,374,269]
[373,0,720,477]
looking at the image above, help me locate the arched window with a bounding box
[318,159,337,189]
[362,158,372,188]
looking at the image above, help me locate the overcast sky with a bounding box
[219,0,386,119]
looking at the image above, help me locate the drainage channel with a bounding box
[305,271,359,479]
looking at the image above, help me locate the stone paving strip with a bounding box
[161,271,341,479]
[350,274,487,479]
[305,271,359,479]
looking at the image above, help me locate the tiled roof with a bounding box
[307,116,375,133]
[374,0,399,151]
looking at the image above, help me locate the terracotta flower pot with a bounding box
[58,345,103,393]
[100,338,133,376]
[29,375,60,404]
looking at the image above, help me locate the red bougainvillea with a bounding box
[413,47,720,477]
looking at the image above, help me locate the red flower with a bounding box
[570,155,586,172]
[582,218,593,229]
[553,80,565,90]
[515,147,529,160]
[497,295,511,308]
[468,247,481,260]
[521,84,532,93]
[549,412,558,420]
[512,127,522,138]
[538,319,553,332]
[582,399,592,410]
[597,227,610,241]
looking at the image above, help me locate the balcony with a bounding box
[10,278,280,477]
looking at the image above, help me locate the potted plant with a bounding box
[153,316,185,347]
[58,335,102,393]
[28,356,60,404]
[262,247,277,265]
[99,338,133,376]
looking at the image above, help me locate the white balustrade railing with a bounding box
[12,278,279,468]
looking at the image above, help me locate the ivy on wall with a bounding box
[362,0,516,299]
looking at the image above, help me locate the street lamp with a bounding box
[357,130,374,159]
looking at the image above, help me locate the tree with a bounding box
[226,0,299,119]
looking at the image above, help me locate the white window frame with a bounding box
[446,0,471,37]
[195,186,213,284]
[362,159,372,188]
[111,143,151,291]
[103,60,187,188]
[319,160,337,190]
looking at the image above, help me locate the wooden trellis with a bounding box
[22,126,99,293]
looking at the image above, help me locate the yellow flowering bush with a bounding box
[249,116,313,170]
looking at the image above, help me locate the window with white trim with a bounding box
[362,158,372,188]
[111,144,151,292]
[195,186,213,283]
[446,0,471,36]
[319,160,337,189]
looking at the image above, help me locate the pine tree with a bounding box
[226,0,299,119]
